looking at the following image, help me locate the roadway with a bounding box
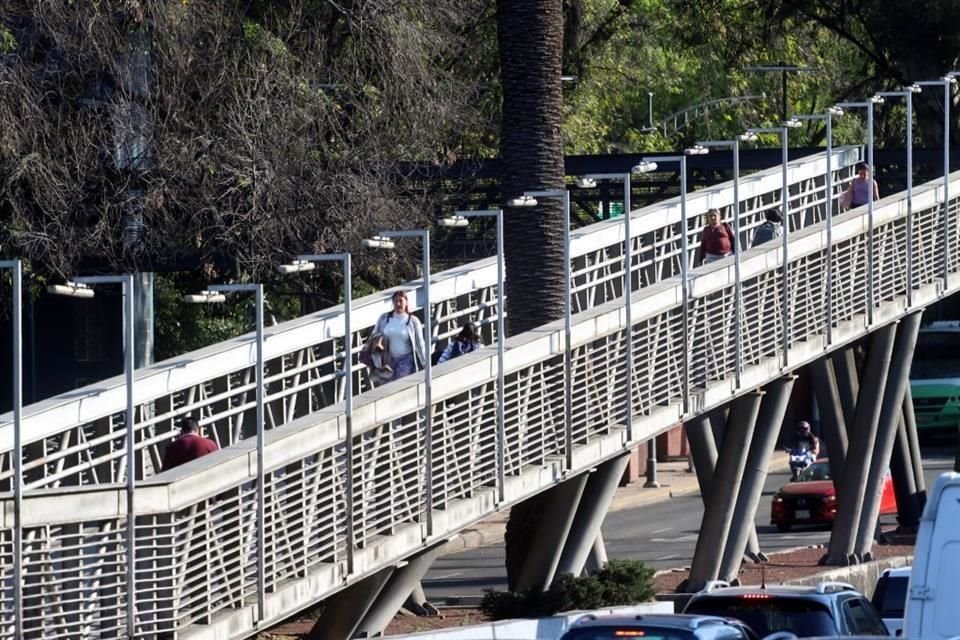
[423,454,954,602]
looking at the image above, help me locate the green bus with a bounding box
[911,321,960,432]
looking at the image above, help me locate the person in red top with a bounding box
[694,208,737,266]
[162,417,219,471]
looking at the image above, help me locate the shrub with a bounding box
[479,559,655,620]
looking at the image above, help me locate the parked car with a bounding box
[682,581,889,638]
[559,613,761,640]
[770,459,897,532]
[871,565,910,635]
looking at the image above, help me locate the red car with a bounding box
[770,458,898,532]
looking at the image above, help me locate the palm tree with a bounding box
[496,0,566,590]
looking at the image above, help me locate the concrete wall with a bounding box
[788,555,913,597]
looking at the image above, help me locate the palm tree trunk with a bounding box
[496,0,566,591]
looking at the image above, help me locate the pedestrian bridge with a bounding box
[0,145,952,639]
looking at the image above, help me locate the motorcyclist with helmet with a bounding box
[788,421,820,480]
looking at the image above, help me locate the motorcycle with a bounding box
[787,445,815,481]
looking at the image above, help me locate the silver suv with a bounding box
[682,581,889,638]
[559,613,761,640]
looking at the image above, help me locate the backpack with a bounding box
[751,221,780,248]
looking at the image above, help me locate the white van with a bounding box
[903,472,960,638]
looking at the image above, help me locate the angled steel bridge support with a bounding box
[556,452,632,577]
[821,323,896,566]
[686,406,763,569]
[353,542,446,638]
[306,542,445,640]
[307,566,394,640]
[903,386,927,513]
[831,347,861,433]
[680,391,763,592]
[855,312,922,558]
[809,357,849,483]
[513,473,590,592]
[720,376,796,581]
[889,413,921,532]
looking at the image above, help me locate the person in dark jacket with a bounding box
[437,321,483,364]
[162,417,219,471]
[751,208,783,248]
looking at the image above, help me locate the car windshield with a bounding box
[685,596,836,637]
[872,575,908,617]
[798,462,831,482]
[562,626,696,640]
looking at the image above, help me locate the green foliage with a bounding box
[153,273,246,362]
[559,0,868,153]
[152,272,305,362]
[0,26,15,52]
[479,559,655,621]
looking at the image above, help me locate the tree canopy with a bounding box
[2,0,959,281]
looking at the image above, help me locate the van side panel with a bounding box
[937,542,960,635]
[905,473,960,638]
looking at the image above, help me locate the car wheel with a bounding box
[776,522,792,532]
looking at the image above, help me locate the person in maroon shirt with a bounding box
[162,417,219,471]
[694,208,737,266]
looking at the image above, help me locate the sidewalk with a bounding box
[439,451,791,555]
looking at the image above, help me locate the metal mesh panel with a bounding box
[432,382,499,508]
[19,522,127,639]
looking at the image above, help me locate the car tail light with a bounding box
[614,631,645,637]
[823,494,837,503]
[740,594,772,599]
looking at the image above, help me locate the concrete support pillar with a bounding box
[556,453,631,577]
[306,566,394,640]
[903,386,927,512]
[686,408,761,561]
[832,347,861,434]
[822,324,896,565]
[855,313,922,559]
[809,357,848,483]
[889,415,921,531]
[513,473,590,592]
[686,413,719,498]
[354,542,445,637]
[681,392,763,592]
[584,533,608,575]
[719,377,795,581]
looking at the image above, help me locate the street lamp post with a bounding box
[580,166,655,481]
[639,154,697,414]
[688,136,756,387]
[746,122,801,366]
[791,107,844,343]
[510,190,575,471]
[835,97,884,325]
[49,274,136,637]
[185,283,266,622]
[917,76,957,288]
[874,86,922,306]
[0,260,23,635]
[278,254,355,570]
[364,229,435,534]
[440,210,508,501]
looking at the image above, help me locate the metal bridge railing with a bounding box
[2,169,958,638]
[0,149,862,494]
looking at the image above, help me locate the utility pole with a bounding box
[745,61,817,122]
